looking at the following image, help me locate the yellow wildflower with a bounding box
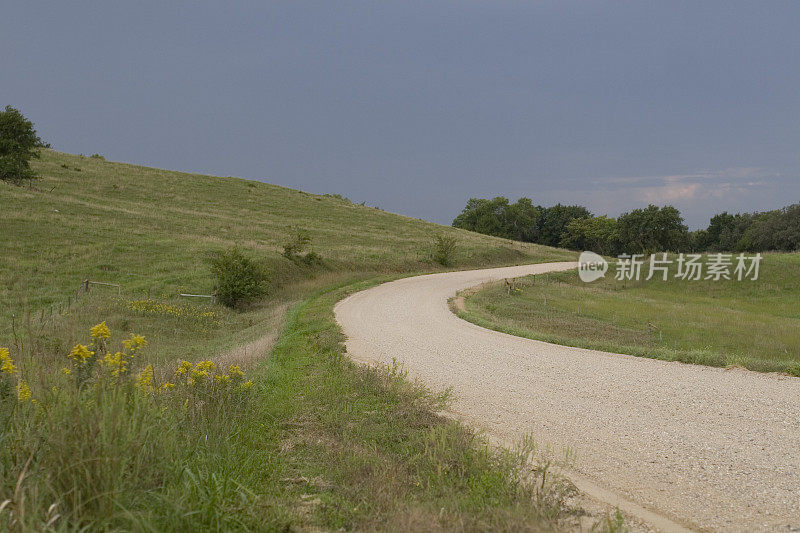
[0,348,17,375]
[242,380,254,389]
[102,351,128,377]
[228,364,244,378]
[68,344,95,364]
[17,380,32,402]
[195,361,215,372]
[158,382,175,393]
[214,374,231,384]
[61,367,72,375]
[122,334,148,352]
[90,321,111,339]
[136,365,154,393]
[175,360,193,376]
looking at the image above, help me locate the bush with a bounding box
[282,229,311,258]
[208,248,268,309]
[432,234,458,266]
[0,106,45,184]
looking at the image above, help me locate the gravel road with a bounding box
[334,263,800,532]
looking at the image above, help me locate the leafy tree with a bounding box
[502,197,543,241]
[617,205,689,254]
[560,215,620,255]
[739,204,800,252]
[452,197,514,238]
[0,106,45,184]
[536,204,592,247]
[687,229,709,252]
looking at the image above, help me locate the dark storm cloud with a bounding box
[3,1,799,228]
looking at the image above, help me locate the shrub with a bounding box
[0,106,45,184]
[208,248,268,309]
[432,234,458,266]
[282,229,311,258]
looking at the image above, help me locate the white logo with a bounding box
[578,251,608,282]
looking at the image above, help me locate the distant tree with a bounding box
[687,229,709,252]
[502,197,543,241]
[452,196,545,242]
[560,215,620,255]
[739,204,800,252]
[536,204,592,247]
[617,205,689,254]
[0,106,45,184]
[452,197,513,238]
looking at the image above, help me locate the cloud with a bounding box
[591,167,773,204]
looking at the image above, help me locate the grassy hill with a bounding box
[0,151,580,531]
[1,151,571,347]
[0,150,573,366]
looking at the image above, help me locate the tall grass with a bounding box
[0,280,585,531]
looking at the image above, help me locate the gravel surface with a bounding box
[334,263,800,532]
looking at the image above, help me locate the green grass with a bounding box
[457,253,800,375]
[1,150,573,365]
[1,150,571,330]
[0,278,580,531]
[0,151,582,530]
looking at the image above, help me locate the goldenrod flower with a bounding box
[123,334,148,352]
[175,360,193,376]
[158,382,175,393]
[61,367,72,375]
[242,380,254,389]
[17,380,32,402]
[195,361,215,372]
[228,364,245,378]
[102,351,128,377]
[0,348,17,375]
[90,321,111,339]
[136,364,154,393]
[68,344,95,364]
[214,374,231,384]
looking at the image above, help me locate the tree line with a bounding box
[452,196,800,254]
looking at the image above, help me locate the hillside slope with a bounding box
[0,151,581,531]
[1,150,572,331]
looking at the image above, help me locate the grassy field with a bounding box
[0,151,586,530]
[0,150,573,362]
[457,253,800,375]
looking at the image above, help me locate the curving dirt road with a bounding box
[334,263,800,532]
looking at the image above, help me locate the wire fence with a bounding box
[1,279,216,342]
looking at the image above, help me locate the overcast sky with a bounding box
[3,1,799,228]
